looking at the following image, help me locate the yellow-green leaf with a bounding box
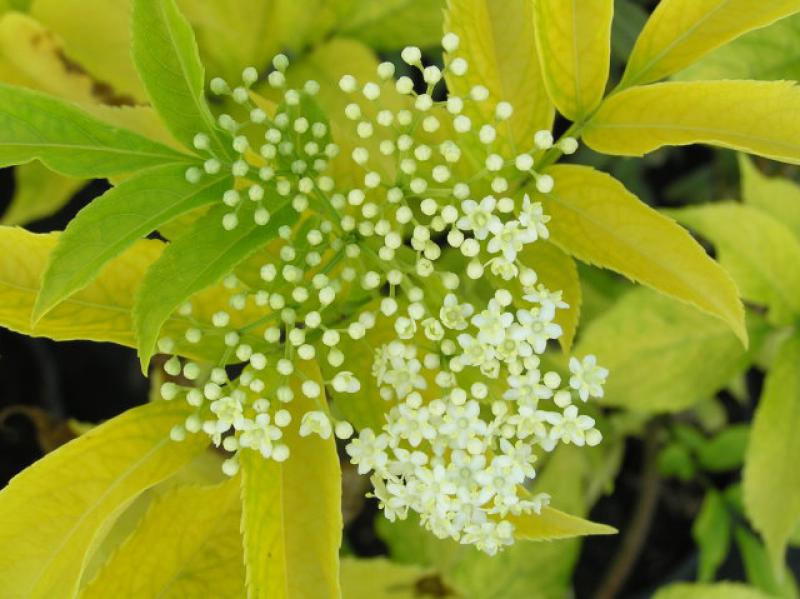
[31,0,146,101]
[340,558,432,599]
[515,241,581,351]
[510,506,616,541]
[744,334,800,573]
[585,80,800,165]
[620,0,800,87]
[669,202,800,325]
[2,161,83,225]
[444,0,553,151]
[533,0,614,122]
[177,0,280,82]
[575,288,763,412]
[653,583,774,599]
[739,154,800,239]
[240,362,342,599]
[0,227,264,362]
[537,164,746,343]
[0,400,208,599]
[82,478,244,598]
[338,0,445,51]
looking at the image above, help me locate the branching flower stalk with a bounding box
[158,34,608,555]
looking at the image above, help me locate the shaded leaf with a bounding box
[585,81,800,165]
[340,558,434,599]
[1,161,82,225]
[338,0,445,51]
[692,491,732,582]
[534,0,614,122]
[739,154,800,240]
[0,400,208,599]
[538,164,746,342]
[653,582,774,599]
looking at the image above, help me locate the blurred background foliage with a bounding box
[1,0,800,597]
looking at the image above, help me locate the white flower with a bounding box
[388,403,437,447]
[518,194,550,240]
[456,196,502,240]
[545,405,599,446]
[332,371,361,393]
[569,355,609,401]
[524,284,568,314]
[471,299,513,346]
[439,293,474,330]
[487,220,536,262]
[517,307,562,353]
[346,429,389,474]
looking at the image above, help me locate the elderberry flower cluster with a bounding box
[159,33,607,554]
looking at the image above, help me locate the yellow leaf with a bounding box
[82,479,245,598]
[585,80,800,165]
[620,0,800,87]
[340,558,432,599]
[0,400,208,599]
[511,506,616,541]
[515,241,582,352]
[2,161,83,225]
[0,227,265,363]
[533,0,614,122]
[445,0,553,152]
[739,154,800,240]
[744,334,800,573]
[240,362,342,599]
[537,165,746,343]
[31,0,147,101]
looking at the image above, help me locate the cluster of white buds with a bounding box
[164,33,606,554]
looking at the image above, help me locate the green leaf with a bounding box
[0,82,190,177]
[676,14,800,82]
[697,425,750,472]
[0,227,264,362]
[337,0,445,51]
[620,0,800,87]
[533,0,614,122]
[735,527,799,598]
[510,507,616,540]
[340,558,433,599]
[576,288,762,412]
[692,490,732,582]
[0,400,208,599]
[34,166,229,321]
[133,200,295,370]
[240,362,342,599]
[82,478,244,598]
[670,202,800,325]
[585,81,800,165]
[31,0,147,102]
[653,582,775,599]
[538,164,747,343]
[1,161,83,225]
[444,0,554,151]
[744,334,800,574]
[131,0,229,157]
[739,154,800,240]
